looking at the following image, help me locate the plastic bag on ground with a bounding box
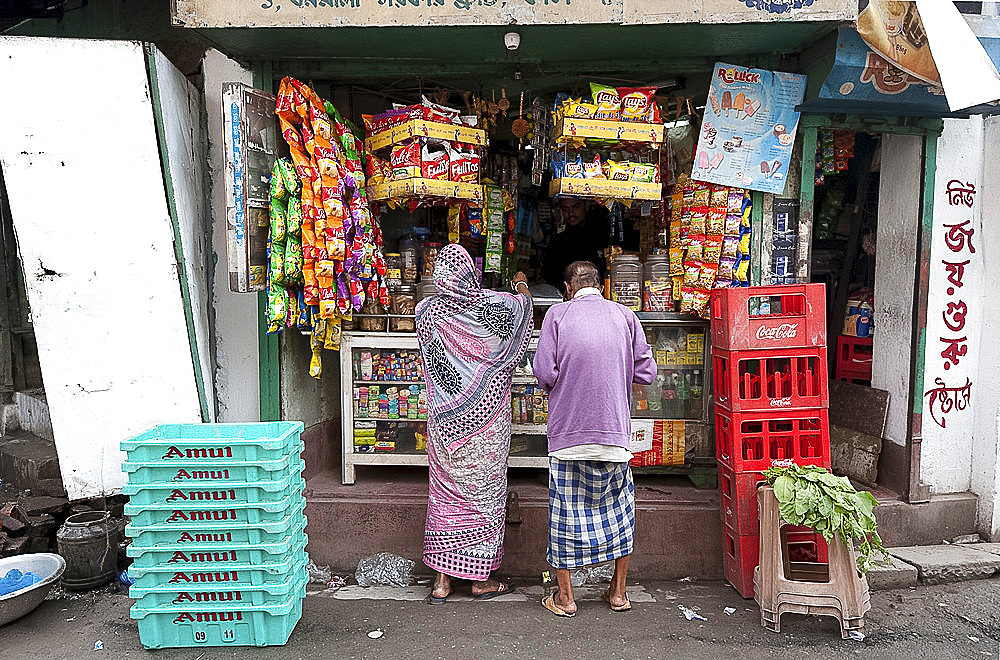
[307,559,333,585]
[355,552,415,587]
[570,562,615,586]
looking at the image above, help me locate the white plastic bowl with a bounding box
[0,553,66,626]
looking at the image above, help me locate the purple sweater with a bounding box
[532,294,657,452]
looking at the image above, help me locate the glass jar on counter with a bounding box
[389,284,417,332]
[399,235,419,284]
[611,255,642,312]
[384,252,402,290]
[643,254,673,312]
[359,300,387,332]
[422,242,442,279]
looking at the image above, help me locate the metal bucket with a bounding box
[55,511,123,591]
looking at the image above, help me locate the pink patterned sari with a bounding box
[416,245,532,580]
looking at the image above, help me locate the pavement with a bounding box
[1,575,998,659]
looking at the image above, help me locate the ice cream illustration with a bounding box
[721,91,732,117]
[708,91,721,115]
[698,150,710,170]
[734,93,745,118]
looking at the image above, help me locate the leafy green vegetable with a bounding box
[763,463,888,574]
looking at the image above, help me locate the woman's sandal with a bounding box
[541,592,576,618]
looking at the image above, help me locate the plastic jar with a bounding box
[643,254,672,312]
[611,255,642,312]
[422,242,442,279]
[384,252,402,290]
[390,284,417,332]
[399,235,419,284]
[359,300,387,332]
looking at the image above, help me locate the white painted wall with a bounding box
[0,36,203,499]
[152,48,215,422]
[202,49,260,422]
[871,134,922,448]
[920,118,984,494]
[970,116,1000,539]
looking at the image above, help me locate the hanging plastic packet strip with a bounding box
[269,238,286,287]
[710,185,729,209]
[309,319,326,378]
[270,198,288,244]
[707,209,726,234]
[718,255,738,279]
[725,212,742,235]
[727,189,746,212]
[284,237,304,284]
[704,234,724,262]
[721,235,740,259]
[699,262,718,288]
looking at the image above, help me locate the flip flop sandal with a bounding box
[603,588,632,612]
[542,593,576,618]
[475,580,514,600]
[428,589,453,605]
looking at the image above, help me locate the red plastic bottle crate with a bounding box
[722,522,828,598]
[718,464,767,535]
[713,347,829,413]
[715,408,832,473]
[710,284,827,351]
[835,335,873,383]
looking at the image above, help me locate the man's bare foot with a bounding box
[471,577,513,598]
[553,589,577,614]
[431,572,452,599]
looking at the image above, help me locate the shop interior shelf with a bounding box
[364,119,487,152]
[354,380,424,386]
[553,116,665,144]
[548,177,662,201]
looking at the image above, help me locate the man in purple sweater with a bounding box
[533,260,657,618]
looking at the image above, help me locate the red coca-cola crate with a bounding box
[710,284,827,351]
[718,465,767,535]
[835,335,873,383]
[715,408,831,473]
[722,522,828,598]
[713,346,829,413]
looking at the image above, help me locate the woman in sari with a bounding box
[416,244,533,603]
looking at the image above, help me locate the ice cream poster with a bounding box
[692,63,807,195]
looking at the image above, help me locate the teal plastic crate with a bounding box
[128,545,307,590]
[128,526,307,569]
[130,557,307,610]
[131,571,306,648]
[121,422,303,464]
[123,442,303,485]
[124,488,304,528]
[126,500,307,547]
[123,461,304,506]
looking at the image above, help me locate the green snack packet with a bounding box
[590,83,622,120]
[276,157,299,195]
[269,161,287,201]
[268,239,286,287]
[286,196,302,239]
[265,282,287,334]
[269,198,288,243]
[284,236,303,284]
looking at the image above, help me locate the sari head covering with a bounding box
[416,244,533,455]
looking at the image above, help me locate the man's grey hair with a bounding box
[564,261,601,289]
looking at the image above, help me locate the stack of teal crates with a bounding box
[120,422,307,649]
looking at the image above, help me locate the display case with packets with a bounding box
[548,84,666,203]
[363,99,487,205]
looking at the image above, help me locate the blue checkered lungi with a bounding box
[547,457,635,569]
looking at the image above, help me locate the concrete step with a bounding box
[0,430,65,497]
[889,544,1000,585]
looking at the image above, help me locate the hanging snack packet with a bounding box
[284,236,304,284]
[727,189,746,212]
[714,276,733,289]
[277,158,299,195]
[286,196,302,239]
[690,208,708,235]
[669,248,685,275]
[670,222,681,249]
[672,275,684,301]
[693,185,711,208]
[631,163,656,183]
[266,282,287,334]
[707,208,726,234]
[309,319,326,378]
[451,149,481,183]
[680,286,696,313]
[693,289,712,318]
[617,87,656,122]
[725,212,742,235]
[722,235,740,259]
[270,162,287,201]
[565,100,599,119]
[700,262,718,288]
[738,228,752,256]
[718,255,738,279]
[710,185,729,209]
[421,144,450,180]
[390,141,421,180]
[607,160,631,181]
[582,155,604,179]
[704,234,724,262]
[591,83,622,120]
[269,240,286,287]
[324,318,342,350]
[269,198,287,244]
[684,260,702,286]
[447,204,461,243]
[564,155,585,178]
[736,257,751,285]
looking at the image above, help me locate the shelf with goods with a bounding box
[364,113,487,205]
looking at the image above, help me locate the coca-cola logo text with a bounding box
[755,323,799,340]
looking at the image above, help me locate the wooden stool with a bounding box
[753,486,871,639]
